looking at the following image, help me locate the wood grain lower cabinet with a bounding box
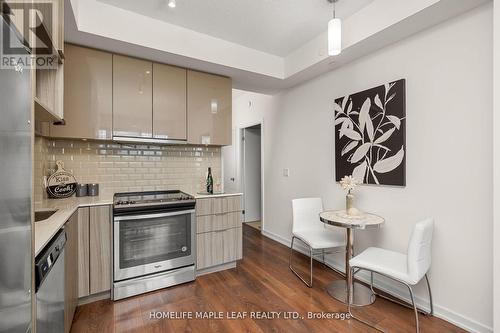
[196,196,242,271]
[77,207,90,298]
[197,212,241,233]
[197,227,242,269]
[222,228,242,263]
[89,206,112,294]
[64,211,79,333]
[197,230,224,269]
[196,196,242,216]
[76,205,111,298]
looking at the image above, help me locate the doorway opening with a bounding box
[241,124,262,232]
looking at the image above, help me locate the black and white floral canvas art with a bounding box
[334,79,406,186]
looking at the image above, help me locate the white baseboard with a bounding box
[260,229,492,333]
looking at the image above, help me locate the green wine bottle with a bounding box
[206,167,214,194]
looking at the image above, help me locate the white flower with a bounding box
[340,175,359,192]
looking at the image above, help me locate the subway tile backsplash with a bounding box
[34,137,222,202]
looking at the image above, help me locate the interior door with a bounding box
[243,126,262,223]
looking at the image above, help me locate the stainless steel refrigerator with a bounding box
[0,14,33,333]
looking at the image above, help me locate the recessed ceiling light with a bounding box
[168,0,176,8]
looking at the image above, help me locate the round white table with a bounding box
[319,209,385,307]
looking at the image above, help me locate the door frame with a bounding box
[239,119,265,232]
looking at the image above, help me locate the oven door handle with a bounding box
[114,209,195,222]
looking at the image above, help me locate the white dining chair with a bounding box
[348,218,434,333]
[289,198,346,287]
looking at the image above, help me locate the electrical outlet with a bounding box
[283,168,290,177]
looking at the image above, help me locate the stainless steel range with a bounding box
[112,190,196,300]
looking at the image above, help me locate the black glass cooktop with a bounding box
[114,190,194,207]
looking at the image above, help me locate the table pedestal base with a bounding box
[326,280,376,307]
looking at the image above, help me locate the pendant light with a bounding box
[168,0,176,8]
[327,0,341,56]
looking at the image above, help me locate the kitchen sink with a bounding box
[34,210,58,222]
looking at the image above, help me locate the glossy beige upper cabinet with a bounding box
[187,71,232,145]
[153,63,187,141]
[50,44,112,140]
[113,55,153,138]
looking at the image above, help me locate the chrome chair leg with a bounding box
[309,246,313,287]
[289,236,313,287]
[424,274,434,315]
[289,236,295,267]
[348,267,385,332]
[404,283,419,333]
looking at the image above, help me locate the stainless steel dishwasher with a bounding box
[35,230,66,333]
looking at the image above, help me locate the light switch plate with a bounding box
[283,168,290,177]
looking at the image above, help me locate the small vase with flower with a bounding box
[340,175,361,216]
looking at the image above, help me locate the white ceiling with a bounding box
[68,0,491,93]
[97,0,374,56]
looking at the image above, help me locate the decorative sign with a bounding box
[334,79,406,186]
[46,161,77,198]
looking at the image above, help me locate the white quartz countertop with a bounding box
[34,196,112,256]
[192,192,243,199]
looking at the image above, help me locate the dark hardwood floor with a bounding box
[71,225,465,333]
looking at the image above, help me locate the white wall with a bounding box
[226,4,493,332]
[493,0,500,330]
